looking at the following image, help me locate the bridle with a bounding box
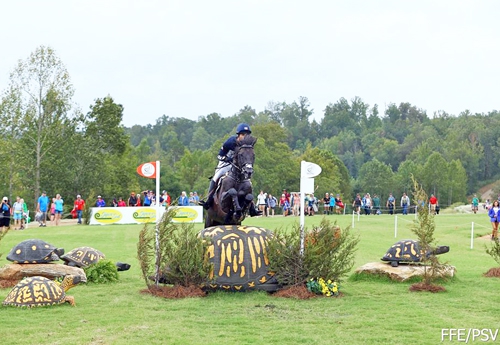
[231,144,254,181]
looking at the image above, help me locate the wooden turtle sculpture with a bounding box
[199,225,279,292]
[3,275,86,307]
[381,239,450,267]
[6,239,64,264]
[61,246,130,271]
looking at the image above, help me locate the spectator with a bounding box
[292,192,300,216]
[429,194,438,215]
[96,196,106,207]
[323,193,331,215]
[282,198,290,216]
[193,192,199,205]
[112,198,118,207]
[401,192,410,215]
[386,193,395,215]
[489,200,500,241]
[54,194,63,226]
[362,193,372,215]
[12,196,23,230]
[1,197,11,231]
[143,191,152,207]
[257,191,267,216]
[188,192,197,206]
[334,194,344,215]
[117,197,126,207]
[50,197,56,225]
[372,194,381,215]
[471,194,479,214]
[282,189,291,203]
[37,191,49,227]
[160,191,171,207]
[73,195,85,224]
[20,198,28,229]
[178,191,189,206]
[128,192,138,207]
[266,193,277,217]
[352,193,362,215]
[307,193,317,216]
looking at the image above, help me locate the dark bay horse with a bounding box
[205,135,259,228]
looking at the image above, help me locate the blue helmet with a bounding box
[236,123,251,134]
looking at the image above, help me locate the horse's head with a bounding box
[234,134,257,180]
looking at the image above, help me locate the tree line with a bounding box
[1,46,495,211]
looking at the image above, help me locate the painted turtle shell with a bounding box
[6,239,64,264]
[3,275,85,307]
[381,239,449,267]
[61,247,105,268]
[199,225,278,292]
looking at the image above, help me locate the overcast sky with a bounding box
[1,1,499,127]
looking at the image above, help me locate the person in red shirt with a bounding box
[117,197,126,207]
[429,194,438,215]
[73,195,85,224]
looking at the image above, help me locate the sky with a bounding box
[1,0,499,128]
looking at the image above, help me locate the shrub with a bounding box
[137,208,212,288]
[84,259,119,284]
[266,218,359,287]
[486,240,500,266]
[410,177,449,287]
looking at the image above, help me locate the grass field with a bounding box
[0,211,499,345]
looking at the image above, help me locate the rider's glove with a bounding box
[218,155,231,162]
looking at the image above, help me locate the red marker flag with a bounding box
[137,162,157,179]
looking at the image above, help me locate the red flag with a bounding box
[137,162,157,178]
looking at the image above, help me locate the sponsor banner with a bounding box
[90,206,203,225]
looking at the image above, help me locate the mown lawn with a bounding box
[0,211,499,345]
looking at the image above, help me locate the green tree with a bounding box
[8,46,77,205]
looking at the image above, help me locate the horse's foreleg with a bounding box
[227,188,241,212]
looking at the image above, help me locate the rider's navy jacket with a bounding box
[218,135,238,160]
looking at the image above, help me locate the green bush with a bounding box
[137,208,212,288]
[84,259,119,284]
[266,218,359,286]
[486,240,500,266]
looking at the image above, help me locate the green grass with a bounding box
[0,213,499,345]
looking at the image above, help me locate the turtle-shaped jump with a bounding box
[6,239,64,264]
[61,246,130,271]
[3,275,86,307]
[199,225,278,292]
[381,239,449,267]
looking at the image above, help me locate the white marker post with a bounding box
[137,161,161,286]
[299,161,322,255]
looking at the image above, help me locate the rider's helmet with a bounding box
[236,123,251,135]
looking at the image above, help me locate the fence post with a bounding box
[394,215,398,238]
[352,211,355,229]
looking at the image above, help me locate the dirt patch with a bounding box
[140,285,206,299]
[483,267,500,277]
[409,282,446,293]
[272,285,317,299]
[0,279,18,288]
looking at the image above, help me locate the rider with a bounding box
[201,123,252,210]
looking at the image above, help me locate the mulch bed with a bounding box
[140,285,207,299]
[409,282,446,293]
[0,279,18,289]
[483,267,500,277]
[272,284,344,299]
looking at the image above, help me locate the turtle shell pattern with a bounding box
[3,276,67,307]
[61,247,105,268]
[6,239,62,264]
[382,240,422,263]
[200,225,276,291]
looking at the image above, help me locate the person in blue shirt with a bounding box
[201,123,252,209]
[96,195,106,207]
[178,191,189,206]
[37,191,49,227]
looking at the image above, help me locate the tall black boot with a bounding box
[201,180,216,210]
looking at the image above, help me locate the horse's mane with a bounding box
[237,134,257,146]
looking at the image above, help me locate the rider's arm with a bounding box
[218,136,237,161]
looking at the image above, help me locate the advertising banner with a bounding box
[89,206,203,225]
